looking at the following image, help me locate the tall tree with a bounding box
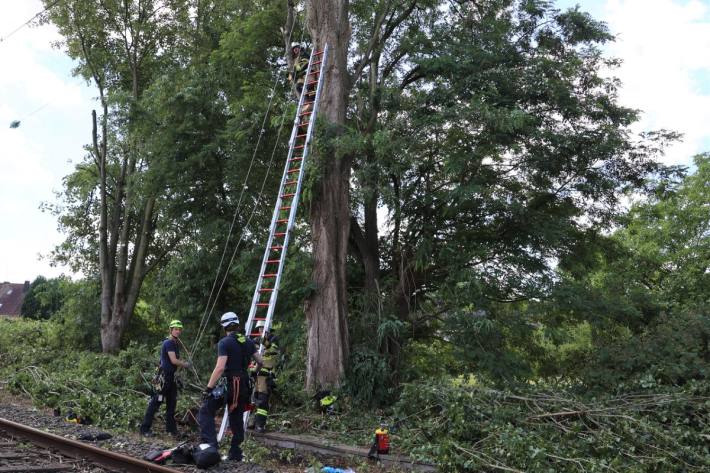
[45,0,188,352]
[291,0,352,390]
[309,0,678,383]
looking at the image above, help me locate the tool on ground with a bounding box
[143,441,188,465]
[367,423,390,458]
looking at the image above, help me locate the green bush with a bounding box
[344,346,392,406]
[394,381,710,472]
[586,310,710,389]
[0,318,192,431]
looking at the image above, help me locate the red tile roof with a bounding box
[0,282,28,317]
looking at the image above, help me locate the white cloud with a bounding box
[602,0,710,165]
[0,0,95,282]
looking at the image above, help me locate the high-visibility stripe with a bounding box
[256,408,268,416]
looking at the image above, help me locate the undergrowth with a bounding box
[2,318,709,472]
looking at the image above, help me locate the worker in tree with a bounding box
[198,312,263,462]
[288,42,310,98]
[251,321,279,433]
[140,320,191,437]
[288,42,315,116]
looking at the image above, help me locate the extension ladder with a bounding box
[243,44,329,347]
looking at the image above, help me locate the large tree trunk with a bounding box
[304,0,352,391]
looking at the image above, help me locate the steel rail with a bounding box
[0,417,182,473]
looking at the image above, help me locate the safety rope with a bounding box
[189,18,309,365]
[190,81,281,356]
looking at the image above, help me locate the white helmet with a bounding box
[220,311,239,328]
[255,320,266,329]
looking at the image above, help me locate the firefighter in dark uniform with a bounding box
[288,42,316,120]
[140,320,190,437]
[198,312,263,462]
[288,42,310,100]
[251,320,279,433]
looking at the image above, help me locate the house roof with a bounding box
[0,282,28,317]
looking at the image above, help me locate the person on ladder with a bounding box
[251,321,279,433]
[288,42,314,114]
[198,312,263,462]
[140,320,191,438]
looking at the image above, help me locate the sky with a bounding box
[1,0,710,283]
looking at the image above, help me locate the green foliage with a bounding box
[344,347,391,406]
[395,381,710,472]
[0,318,161,429]
[48,279,102,351]
[586,310,710,389]
[21,276,71,320]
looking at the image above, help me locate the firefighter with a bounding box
[288,42,310,100]
[198,312,263,462]
[252,320,279,433]
[140,320,191,437]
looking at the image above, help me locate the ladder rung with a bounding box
[313,50,324,56]
[287,168,300,174]
[281,193,296,198]
[254,317,266,321]
[294,145,305,149]
[276,219,288,223]
[298,111,311,117]
[289,158,303,162]
[299,122,310,128]
[306,80,319,86]
[250,332,262,337]
[259,288,274,292]
[263,273,277,278]
[285,180,298,186]
[280,206,291,210]
[256,303,269,307]
[311,60,323,66]
[271,245,283,250]
[296,134,307,139]
[274,232,286,236]
[266,259,280,263]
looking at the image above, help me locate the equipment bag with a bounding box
[193,443,220,469]
[143,449,170,464]
[171,444,194,465]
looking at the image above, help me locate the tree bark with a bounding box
[303,0,352,391]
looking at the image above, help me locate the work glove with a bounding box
[201,387,213,401]
[183,361,192,369]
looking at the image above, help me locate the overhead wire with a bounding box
[0,0,61,45]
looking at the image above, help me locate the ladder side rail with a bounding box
[262,45,330,341]
[244,50,320,337]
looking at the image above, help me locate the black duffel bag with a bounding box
[193,443,220,469]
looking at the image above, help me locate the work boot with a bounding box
[140,430,154,438]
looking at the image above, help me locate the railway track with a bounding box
[0,417,182,473]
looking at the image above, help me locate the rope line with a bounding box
[0,0,61,44]
[189,18,307,364]
[190,83,280,356]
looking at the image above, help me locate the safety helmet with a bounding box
[169,319,183,329]
[255,320,266,329]
[220,311,239,328]
[290,42,302,55]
